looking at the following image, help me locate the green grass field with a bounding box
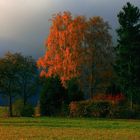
[0,117,140,140]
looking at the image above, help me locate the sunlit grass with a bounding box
[0,117,140,140]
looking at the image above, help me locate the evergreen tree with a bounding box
[116,2,140,108]
[39,77,66,116]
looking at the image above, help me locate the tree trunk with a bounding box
[130,91,133,110]
[90,59,94,99]
[128,57,133,109]
[23,92,27,106]
[9,95,13,117]
[23,81,27,106]
[90,73,93,99]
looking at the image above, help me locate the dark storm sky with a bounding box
[0,0,140,59]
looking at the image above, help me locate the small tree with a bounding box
[40,77,66,116]
[0,52,38,116]
[0,52,20,116]
[16,55,38,106]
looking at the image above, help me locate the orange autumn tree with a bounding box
[37,12,86,86]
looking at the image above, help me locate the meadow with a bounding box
[0,117,140,140]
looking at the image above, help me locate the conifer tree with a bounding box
[116,2,140,108]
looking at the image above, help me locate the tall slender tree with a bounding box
[82,17,113,98]
[16,55,37,106]
[116,2,140,108]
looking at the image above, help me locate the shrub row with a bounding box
[69,100,140,119]
[69,100,112,118]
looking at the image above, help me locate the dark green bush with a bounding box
[40,77,67,116]
[20,104,34,117]
[69,100,112,118]
[13,99,34,117]
[109,102,140,119]
[110,106,134,119]
[135,110,140,119]
[0,106,9,117]
[13,99,24,117]
[133,104,140,119]
[69,99,140,119]
[66,78,84,103]
[39,77,84,116]
[89,101,112,117]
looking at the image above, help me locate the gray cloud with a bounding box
[0,0,140,59]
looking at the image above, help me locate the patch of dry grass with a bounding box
[0,126,140,140]
[0,117,140,140]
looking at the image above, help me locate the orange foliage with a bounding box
[37,11,86,86]
[93,93,125,104]
[37,12,113,90]
[38,12,86,85]
[69,101,78,117]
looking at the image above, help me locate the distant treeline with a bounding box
[0,2,140,118]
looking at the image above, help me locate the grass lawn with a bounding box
[0,117,140,140]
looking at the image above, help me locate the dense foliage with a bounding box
[39,77,84,116]
[37,12,113,92]
[0,52,37,116]
[115,2,140,108]
[39,77,67,116]
[37,12,86,87]
[0,2,140,119]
